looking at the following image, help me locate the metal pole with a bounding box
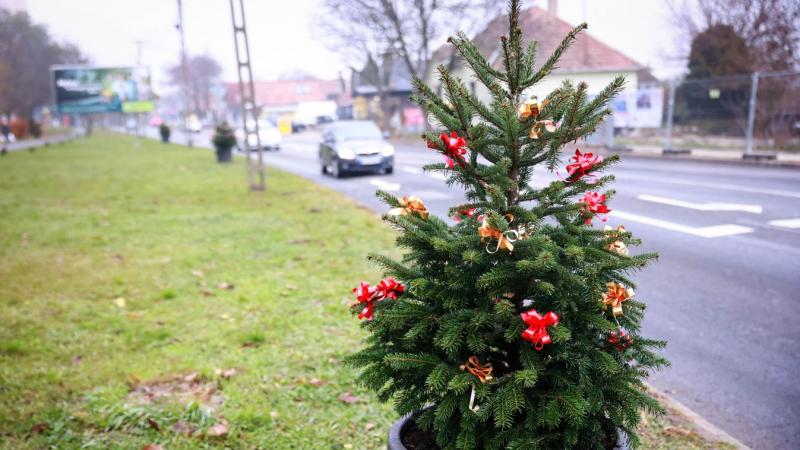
[745,72,759,155]
[663,78,676,151]
[177,0,193,148]
[230,0,265,191]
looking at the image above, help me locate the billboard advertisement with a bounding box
[52,66,154,114]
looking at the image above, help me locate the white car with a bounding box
[236,120,282,151]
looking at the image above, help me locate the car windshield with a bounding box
[333,123,382,141]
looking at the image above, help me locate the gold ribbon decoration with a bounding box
[388,196,429,220]
[603,225,629,256]
[478,218,515,253]
[601,282,635,317]
[460,356,493,383]
[528,119,557,139]
[518,98,550,120]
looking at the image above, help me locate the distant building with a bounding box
[428,5,657,103]
[223,76,350,123]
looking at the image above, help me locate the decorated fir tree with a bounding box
[346,1,668,448]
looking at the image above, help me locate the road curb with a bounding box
[645,383,751,449]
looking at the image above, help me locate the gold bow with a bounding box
[603,225,629,256]
[601,282,635,317]
[528,120,557,139]
[388,196,429,220]
[460,356,493,383]
[518,98,550,120]
[478,219,515,253]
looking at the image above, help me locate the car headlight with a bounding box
[381,144,395,157]
[337,147,356,160]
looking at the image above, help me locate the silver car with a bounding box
[319,121,394,178]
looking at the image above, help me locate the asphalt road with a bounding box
[154,129,800,449]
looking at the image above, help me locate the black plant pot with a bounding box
[160,135,170,143]
[386,414,631,450]
[216,146,233,163]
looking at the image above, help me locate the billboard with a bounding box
[52,66,154,114]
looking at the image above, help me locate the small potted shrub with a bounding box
[345,2,667,449]
[159,123,171,143]
[211,122,236,163]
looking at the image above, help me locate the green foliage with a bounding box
[347,0,667,448]
[211,122,236,150]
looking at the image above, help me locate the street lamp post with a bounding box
[177,0,193,148]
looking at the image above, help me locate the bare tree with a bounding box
[169,54,222,118]
[0,9,86,118]
[668,0,800,72]
[315,0,506,128]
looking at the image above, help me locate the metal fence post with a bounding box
[663,79,676,151]
[744,72,760,155]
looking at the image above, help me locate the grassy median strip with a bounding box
[0,134,728,449]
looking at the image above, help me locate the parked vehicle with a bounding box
[186,114,203,133]
[319,121,394,178]
[235,120,282,151]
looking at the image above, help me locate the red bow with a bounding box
[352,278,406,320]
[439,131,467,167]
[376,277,405,300]
[580,191,611,224]
[452,207,477,222]
[608,329,634,351]
[565,149,602,181]
[520,309,559,350]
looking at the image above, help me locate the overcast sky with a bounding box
[26,0,687,90]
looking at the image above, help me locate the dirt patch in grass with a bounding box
[127,372,224,409]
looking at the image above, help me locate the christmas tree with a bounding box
[346,1,668,448]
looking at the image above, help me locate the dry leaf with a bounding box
[206,420,228,437]
[71,355,83,365]
[183,372,198,383]
[338,391,360,404]
[172,420,196,436]
[141,445,163,450]
[30,423,47,435]
[364,422,375,432]
[191,270,204,278]
[201,290,215,297]
[270,411,279,418]
[309,378,325,387]
[344,444,353,449]
[284,284,298,291]
[217,282,234,290]
[113,297,126,308]
[241,341,258,348]
[146,417,161,431]
[112,253,124,261]
[125,311,143,319]
[214,368,238,379]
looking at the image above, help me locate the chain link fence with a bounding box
[605,70,800,157]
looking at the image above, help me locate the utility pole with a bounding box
[176,0,193,147]
[744,71,759,156]
[229,0,265,191]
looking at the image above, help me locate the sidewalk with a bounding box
[595,144,800,167]
[1,131,83,153]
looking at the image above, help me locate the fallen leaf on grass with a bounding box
[125,311,143,319]
[308,207,322,213]
[309,378,325,387]
[192,270,204,278]
[172,420,196,436]
[206,419,229,437]
[30,423,47,435]
[141,445,163,450]
[284,284,297,291]
[338,391,360,404]
[270,411,279,418]
[217,282,234,290]
[112,253,124,261]
[71,355,83,365]
[364,422,375,432]
[147,417,161,431]
[201,290,215,297]
[241,341,258,349]
[288,239,310,245]
[113,297,126,308]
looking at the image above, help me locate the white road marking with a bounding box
[402,166,423,174]
[768,218,800,229]
[369,178,401,192]
[637,194,763,214]
[610,210,754,238]
[617,173,800,199]
[429,173,449,181]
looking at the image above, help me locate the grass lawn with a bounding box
[0,134,728,449]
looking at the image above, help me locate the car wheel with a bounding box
[331,160,344,178]
[384,166,394,175]
[321,162,328,174]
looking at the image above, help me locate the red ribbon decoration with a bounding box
[564,149,602,182]
[352,278,406,320]
[452,207,477,222]
[580,191,611,224]
[608,329,634,351]
[376,277,405,300]
[520,309,559,350]
[439,131,468,167]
